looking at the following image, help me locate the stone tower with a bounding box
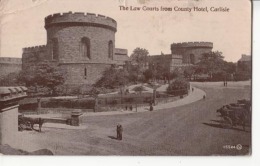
[171,42,213,64]
[44,12,117,86]
[22,12,128,91]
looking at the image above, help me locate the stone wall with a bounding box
[46,26,116,63]
[0,87,27,145]
[61,63,111,85]
[22,45,49,70]
[0,57,22,78]
[0,106,18,145]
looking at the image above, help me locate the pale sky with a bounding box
[0,0,252,62]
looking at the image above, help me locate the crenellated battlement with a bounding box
[45,11,117,31]
[0,57,22,64]
[22,45,47,53]
[171,42,213,48]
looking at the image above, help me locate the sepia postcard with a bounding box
[0,0,252,156]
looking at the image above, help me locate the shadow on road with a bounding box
[108,136,118,140]
[202,122,249,132]
[211,119,224,123]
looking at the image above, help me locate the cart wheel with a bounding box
[222,116,233,129]
[20,124,27,131]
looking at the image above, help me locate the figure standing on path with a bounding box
[149,102,153,111]
[116,124,123,140]
[116,124,120,139]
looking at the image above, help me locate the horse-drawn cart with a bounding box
[216,99,251,130]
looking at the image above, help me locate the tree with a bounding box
[143,68,154,82]
[0,71,22,86]
[224,62,237,74]
[127,64,141,83]
[19,62,66,95]
[130,47,149,66]
[95,67,129,89]
[196,51,226,80]
[184,66,196,80]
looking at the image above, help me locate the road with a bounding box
[14,84,251,155]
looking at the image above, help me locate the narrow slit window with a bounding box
[52,38,59,60]
[108,40,113,59]
[84,67,87,79]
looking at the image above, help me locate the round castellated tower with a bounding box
[171,42,213,64]
[44,12,117,87]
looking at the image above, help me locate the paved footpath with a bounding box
[84,86,205,117]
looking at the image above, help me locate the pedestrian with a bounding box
[203,95,206,100]
[192,87,194,92]
[125,105,128,110]
[129,105,133,111]
[116,124,120,139]
[119,124,123,140]
[223,81,225,87]
[149,102,153,111]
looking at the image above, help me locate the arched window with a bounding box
[108,40,113,59]
[51,38,59,60]
[81,37,90,59]
[190,54,195,64]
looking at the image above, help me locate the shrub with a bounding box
[132,86,146,93]
[167,78,189,96]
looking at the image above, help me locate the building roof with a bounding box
[238,54,251,62]
[0,87,27,95]
[114,54,130,62]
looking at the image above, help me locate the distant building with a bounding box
[171,42,213,64]
[147,42,213,71]
[235,54,251,81]
[237,54,251,71]
[114,48,130,67]
[146,54,183,72]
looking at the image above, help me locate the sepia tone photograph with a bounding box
[0,0,252,156]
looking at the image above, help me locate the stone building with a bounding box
[0,86,27,145]
[171,42,213,64]
[146,54,183,72]
[114,48,130,67]
[237,54,251,72]
[22,12,128,89]
[0,57,22,79]
[147,42,213,71]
